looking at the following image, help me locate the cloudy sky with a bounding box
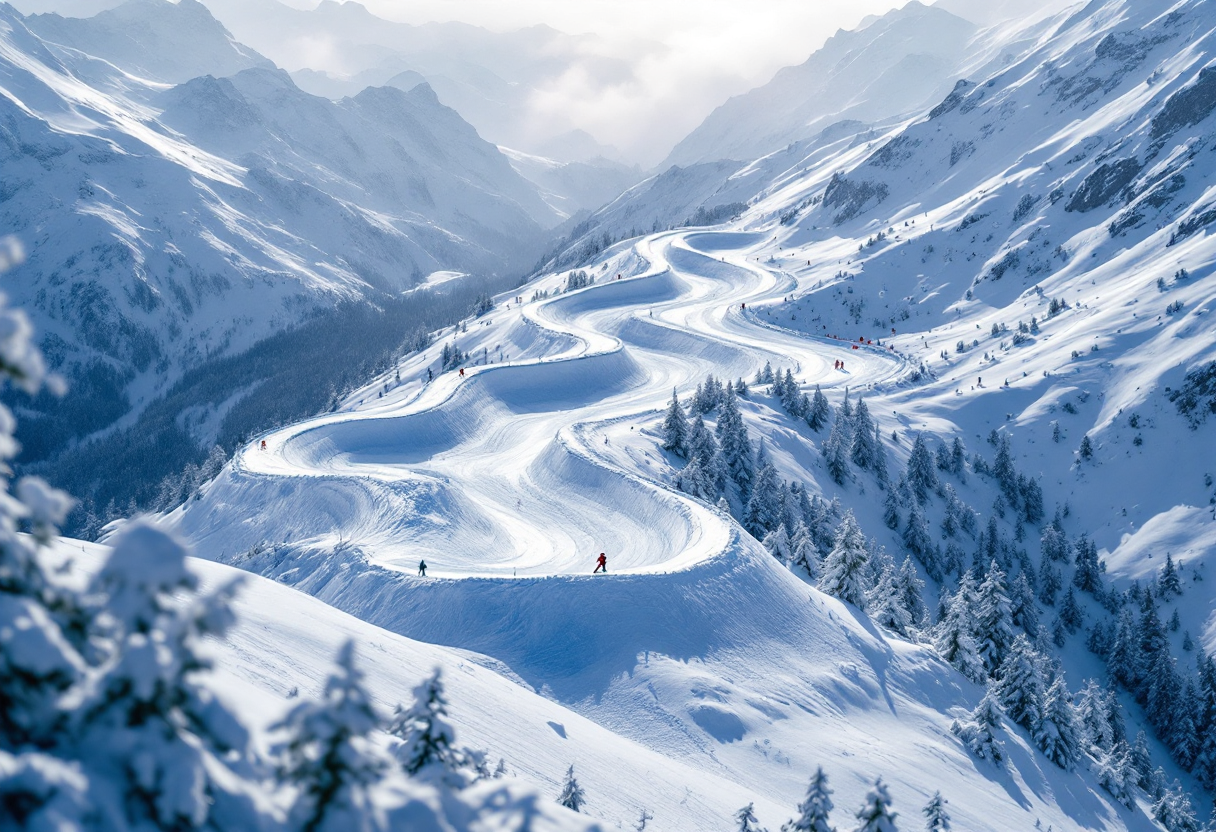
[290,0,922,163]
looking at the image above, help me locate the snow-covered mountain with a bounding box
[195,0,635,164]
[0,1,566,514]
[6,0,1216,829]
[129,0,1216,828]
[23,0,272,84]
[663,0,1068,169]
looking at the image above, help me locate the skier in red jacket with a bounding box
[593,552,607,574]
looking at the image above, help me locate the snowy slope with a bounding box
[156,219,1164,830]
[663,2,980,168]
[0,3,561,472]
[50,0,1213,828]
[23,0,273,84]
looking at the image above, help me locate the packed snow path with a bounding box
[179,228,904,579]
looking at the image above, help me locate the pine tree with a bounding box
[678,454,716,501]
[807,386,830,431]
[784,766,834,832]
[1153,781,1200,832]
[951,686,1006,765]
[763,526,793,563]
[823,408,852,485]
[896,559,928,628]
[1078,434,1094,461]
[661,388,689,456]
[992,435,1018,502]
[905,434,938,503]
[853,778,898,832]
[868,564,913,638]
[389,668,461,777]
[934,577,985,683]
[557,765,587,813]
[1145,647,1181,741]
[1059,587,1083,633]
[995,635,1045,731]
[82,523,252,832]
[819,512,870,608]
[975,563,1015,676]
[851,398,877,470]
[275,641,389,832]
[922,792,950,832]
[1130,730,1153,788]
[949,437,966,480]
[745,455,783,538]
[1009,572,1039,639]
[687,414,725,493]
[789,522,821,580]
[736,802,767,832]
[882,489,901,530]
[716,387,755,494]
[1158,553,1182,597]
[1034,676,1081,770]
[1077,679,1115,752]
[1040,525,1070,563]
[1094,741,1135,808]
[1037,558,1062,606]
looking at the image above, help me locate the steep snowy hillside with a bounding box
[0,2,565,519]
[23,0,272,84]
[144,0,1216,829]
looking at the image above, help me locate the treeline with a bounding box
[28,275,511,537]
[657,366,1209,830]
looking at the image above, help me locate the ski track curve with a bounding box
[168,226,911,690]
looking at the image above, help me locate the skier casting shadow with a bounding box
[593,552,607,574]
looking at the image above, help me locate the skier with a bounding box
[459,368,465,378]
[260,440,267,451]
[418,560,427,577]
[741,302,746,310]
[593,552,607,574]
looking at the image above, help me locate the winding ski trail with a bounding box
[182,227,903,579]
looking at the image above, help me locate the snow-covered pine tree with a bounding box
[807,386,831,432]
[905,434,939,503]
[922,791,950,832]
[933,577,984,683]
[716,387,755,494]
[761,362,775,384]
[897,559,928,628]
[853,778,898,832]
[1078,434,1094,461]
[868,564,913,638]
[275,641,389,832]
[902,500,934,575]
[763,526,793,563]
[1037,557,1062,606]
[678,454,716,501]
[745,452,783,538]
[661,388,689,456]
[995,635,1045,731]
[951,686,1006,765]
[882,489,901,531]
[1071,534,1103,595]
[782,370,804,417]
[389,668,461,778]
[557,764,587,813]
[736,801,767,832]
[975,562,1015,676]
[1034,676,1081,770]
[1152,781,1200,832]
[823,409,852,485]
[1094,741,1135,808]
[850,398,877,470]
[949,437,966,480]
[783,766,834,832]
[818,511,870,609]
[789,522,821,580]
[1076,679,1115,753]
[81,522,253,832]
[1158,552,1182,597]
[1009,572,1039,639]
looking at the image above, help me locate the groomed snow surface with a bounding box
[155,227,1158,831]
